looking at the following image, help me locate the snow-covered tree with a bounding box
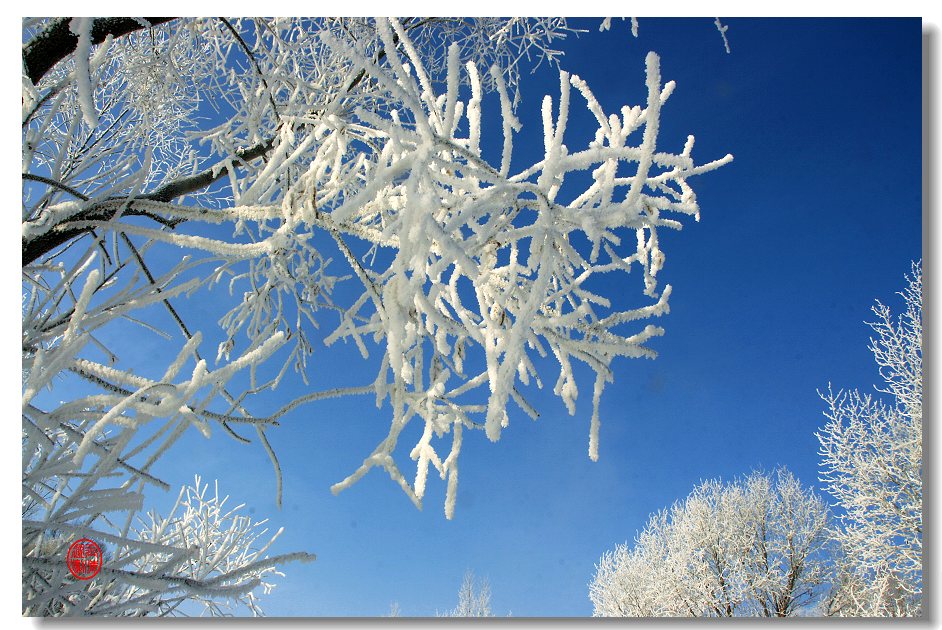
[23,17,731,614]
[442,570,493,617]
[589,469,834,617]
[817,263,922,617]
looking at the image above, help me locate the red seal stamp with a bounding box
[66,538,102,580]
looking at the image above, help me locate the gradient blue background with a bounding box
[130,18,922,617]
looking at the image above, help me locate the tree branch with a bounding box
[144,138,274,202]
[22,17,412,265]
[22,197,182,266]
[23,173,89,201]
[23,17,176,85]
[218,18,279,117]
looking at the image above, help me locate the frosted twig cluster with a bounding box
[441,570,493,617]
[22,21,731,604]
[23,473,313,616]
[318,22,731,518]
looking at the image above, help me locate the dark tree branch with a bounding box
[22,199,180,266]
[23,173,89,201]
[22,138,271,265]
[23,17,176,85]
[145,138,274,202]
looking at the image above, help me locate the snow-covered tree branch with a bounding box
[23,21,731,612]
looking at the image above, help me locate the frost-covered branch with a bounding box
[317,25,731,516]
[23,17,175,84]
[22,16,731,573]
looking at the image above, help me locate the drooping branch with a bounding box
[23,17,176,85]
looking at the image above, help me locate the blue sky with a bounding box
[22,17,922,618]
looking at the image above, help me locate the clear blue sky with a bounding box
[100,18,922,617]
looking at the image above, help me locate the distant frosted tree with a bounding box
[817,263,922,617]
[589,469,834,617]
[443,571,492,617]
